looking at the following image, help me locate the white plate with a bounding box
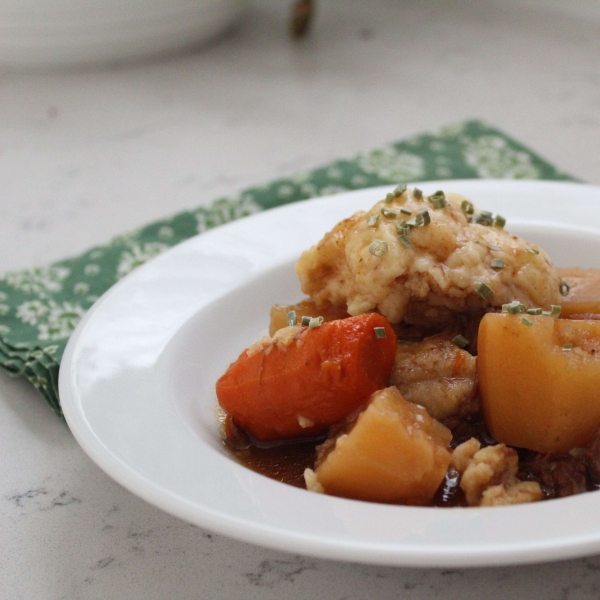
[60,179,600,568]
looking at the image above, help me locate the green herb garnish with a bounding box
[452,334,469,349]
[398,234,412,247]
[369,240,389,257]
[417,210,431,226]
[429,190,447,209]
[461,200,474,215]
[308,316,324,328]
[287,310,298,326]
[394,184,407,197]
[475,282,494,300]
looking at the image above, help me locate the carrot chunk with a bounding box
[216,313,397,441]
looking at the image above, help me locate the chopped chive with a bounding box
[461,200,474,215]
[475,282,494,300]
[526,247,540,255]
[398,234,412,247]
[417,210,431,226]
[374,326,387,339]
[491,258,505,270]
[506,300,526,314]
[301,315,312,326]
[429,190,447,209]
[550,305,562,318]
[563,343,574,351]
[366,214,379,227]
[494,215,506,229]
[308,316,324,329]
[527,308,543,315]
[369,239,389,257]
[405,217,418,228]
[413,188,423,200]
[559,281,570,296]
[385,193,394,204]
[502,304,509,313]
[474,213,493,226]
[394,184,407,197]
[396,222,410,236]
[452,334,469,349]
[381,207,397,219]
[521,317,533,327]
[400,208,413,215]
[487,244,501,251]
[286,310,298,326]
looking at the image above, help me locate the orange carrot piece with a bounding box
[216,313,397,441]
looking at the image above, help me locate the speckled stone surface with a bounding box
[2,1,600,598]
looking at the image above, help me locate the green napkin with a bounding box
[0,120,575,417]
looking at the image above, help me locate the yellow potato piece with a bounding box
[558,268,600,317]
[313,387,452,505]
[479,313,600,453]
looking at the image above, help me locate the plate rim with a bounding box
[60,179,600,567]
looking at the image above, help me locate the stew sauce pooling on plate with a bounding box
[216,187,600,507]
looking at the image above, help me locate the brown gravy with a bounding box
[222,415,468,505]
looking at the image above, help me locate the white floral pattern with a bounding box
[16,300,49,325]
[17,300,85,341]
[116,242,169,279]
[463,135,540,179]
[73,283,90,295]
[195,194,262,234]
[37,301,86,341]
[84,264,100,276]
[357,147,425,182]
[158,226,174,240]
[4,266,70,295]
[317,185,348,196]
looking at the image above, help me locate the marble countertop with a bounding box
[2,1,600,598]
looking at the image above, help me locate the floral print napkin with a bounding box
[0,120,575,417]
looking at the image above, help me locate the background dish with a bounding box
[0,0,247,69]
[61,180,600,567]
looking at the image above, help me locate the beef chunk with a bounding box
[519,452,587,499]
[586,427,600,483]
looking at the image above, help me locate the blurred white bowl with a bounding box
[0,0,248,70]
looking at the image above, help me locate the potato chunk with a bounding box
[558,268,600,317]
[305,387,452,504]
[479,313,600,453]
